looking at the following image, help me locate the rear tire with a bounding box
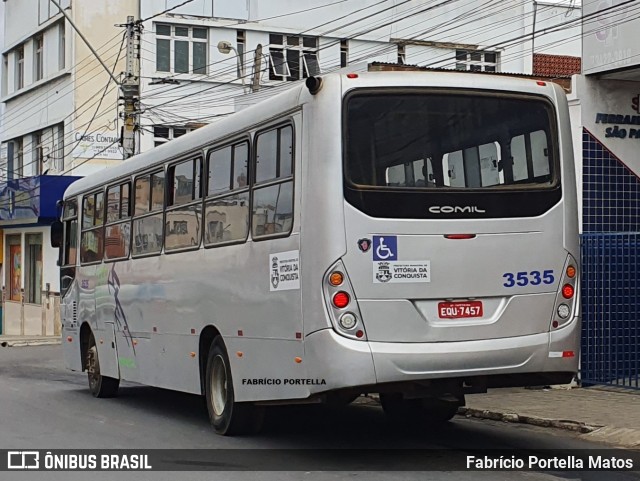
[205,336,264,435]
[380,393,464,425]
[86,334,119,398]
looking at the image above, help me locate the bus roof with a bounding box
[64,70,561,199]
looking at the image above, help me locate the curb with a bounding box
[458,407,601,434]
[0,339,62,347]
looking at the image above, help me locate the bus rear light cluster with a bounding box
[550,254,579,331]
[323,260,367,341]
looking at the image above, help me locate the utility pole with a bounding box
[121,16,141,158]
[251,44,263,93]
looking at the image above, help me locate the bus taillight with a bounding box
[332,292,350,309]
[561,284,574,299]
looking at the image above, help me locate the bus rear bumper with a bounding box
[304,317,579,393]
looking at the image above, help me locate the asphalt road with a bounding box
[0,345,638,481]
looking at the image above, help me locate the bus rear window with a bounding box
[345,91,558,190]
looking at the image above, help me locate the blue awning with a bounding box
[0,175,82,227]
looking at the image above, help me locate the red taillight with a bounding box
[536,81,547,86]
[332,291,350,309]
[562,350,575,358]
[444,234,476,240]
[562,284,574,299]
[346,73,358,79]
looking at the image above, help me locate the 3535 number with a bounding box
[502,270,555,287]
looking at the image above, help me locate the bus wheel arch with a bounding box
[199,325,221,395]
[204,334,265,435]
[79,322,92,373]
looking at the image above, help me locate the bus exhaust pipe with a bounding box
[306,76,323,95]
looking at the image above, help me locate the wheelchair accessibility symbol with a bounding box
[372,236,397,261]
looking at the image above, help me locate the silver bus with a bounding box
[53,70,580,435]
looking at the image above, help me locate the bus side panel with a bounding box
[78,264,119,379]
[61,279,82,371]
[227,337,307,402]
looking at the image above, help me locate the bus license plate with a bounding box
[438,301,483,319]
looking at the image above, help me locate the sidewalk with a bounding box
[0,335,61,347]
[462,386,640,449]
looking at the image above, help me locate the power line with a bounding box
[139,0,196,24]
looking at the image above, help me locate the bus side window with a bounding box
[132,171,164,256]
[205,141,250,246]
[105,181,132,261]
[252,125,294,239]
[166,158,203,251]
[80,192,104,264]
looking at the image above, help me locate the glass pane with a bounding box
[531,130,550,177]
[154,126,170,138]
[171,160,194,205]
[105,222,130,259]
[470,64,482,72]
[121,183,130,218]
[82,196,94,228]
[470,52,482,61]
[205,192,249,245]
[156,39,170,72]
[175,26,188,37]
[445,151,465,187]
[511,135,528,182]
[279,126,293,177]
[193,28,207,39]
[286,49,299,80]
[345,93,555,190]
[269,34,283,45]
[135,176,150,215]
[8,238,21,301]
[151,171,165,211]
[156,24,171,36]
[25,234,42,305]
[208,146,232,196]
[80,229,104,263]
[165,204,201,250]
[63,199,77,219]
[233,143,248,189]
[455,50,467,61]
[252,181,293,237]
[173,128,187,137]
[303,52,320,77]
[175,41,189,73]
[194,158,202,199]
[479,143,500,187]
[287,36,299,46]
[106,185,120,223]
[255,129,277,183]
[63,219,78,266]
[302,36,317,48]
[484,65,496,72]
[95,191,104,226]
[193,42,207,74]
[484,52,497,63]
[270,50,286,76]
[132,213,163,255]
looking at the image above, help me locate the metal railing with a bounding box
[581,233,640,389]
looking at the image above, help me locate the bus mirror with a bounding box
[51,220,63,248]
[305,76,323,95]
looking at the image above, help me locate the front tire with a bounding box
[205,336,264,435]
[86,334,119,398]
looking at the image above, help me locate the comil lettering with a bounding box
[429,206,486,214]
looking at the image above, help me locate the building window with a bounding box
[33,131,43,175]
[397,44,406,65]
[15,45,24,90]
[53,123,64,171]
[455,50,498,72]
[10,138,24,179]
[153,125,194,147]
[25,234,43,305]
[237,30,245,77]
[268,34,320,81]
[59,22,66,70]
[156,24,208,74]
[340,39,348,68]
[34,34,44,81]
[7,235,22,302]
[2,55,8,96]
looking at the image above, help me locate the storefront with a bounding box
[0,175,80,336]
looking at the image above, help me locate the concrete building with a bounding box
[0,0,582,336]
[572,0,640,390]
